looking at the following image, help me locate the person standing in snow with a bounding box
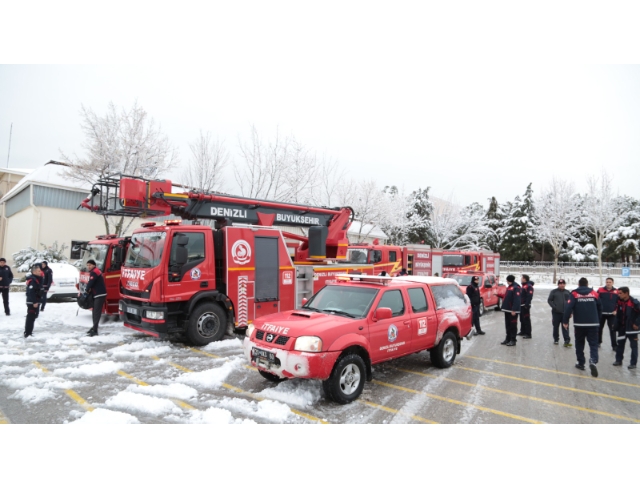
[547,279,572,346]
[518,274,534,339]
[24,264,43,338]
[563,277,602,377]
[40,260,53,311]
[613,287,639,370]
[83,259,107,337]
[500,275,521,346]
[0,258,14,316]
[597,277,618,352]
[466,275,485,335]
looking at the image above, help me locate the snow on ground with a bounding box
[72,408,140,424]
[213,397,293,422]
[125,383,198,400]
[202,338,244,352]
[106,391,182,416]
[187,407,257,424]
[9,386,58,404]
[174,357,244,388]
[258,379,324,408]
[53,361,124,378]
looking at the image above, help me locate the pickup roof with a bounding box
[243,275,473,404]
[444,272,506,315]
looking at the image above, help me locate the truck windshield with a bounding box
[446,274,474,286]
[303,285,378,319]
[125,231,166,268]
[81,244,109,272]
[443,255,464,266]
[346,248,368,264]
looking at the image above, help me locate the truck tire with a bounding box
[322,353,366,404]
[479,299,485,316]
[186,302,227,346]
[430,331,457,368]
[259,370,287,383]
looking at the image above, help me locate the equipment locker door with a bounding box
[254,236,280,319]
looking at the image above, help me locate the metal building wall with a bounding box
[32,185,89,211]
[5,187,31,217]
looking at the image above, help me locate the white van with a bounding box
[46,263,80,300]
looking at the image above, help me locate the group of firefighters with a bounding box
[21,260,106,338]
[467,274,639,377]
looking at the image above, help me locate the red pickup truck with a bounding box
[243,275,473,404]
[444,271,506,315]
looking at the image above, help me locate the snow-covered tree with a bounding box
[182,131,229,193]
[582,171,624,285]
[349,179,391,242]
[61,101,179,236]
[483,196,505,253]
[12,242,69,273]
[426,195,491,249]
[500,184,536,261]
[535,178,581,283]
[405,187,434,245]
[603,195,640,263]
[380,186,412,245]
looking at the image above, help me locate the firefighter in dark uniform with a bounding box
[0,257,14,315]
[518,274,534,339]
[613,286,639,369]
[500,275,521,346]
[84,259,107,336]
[597,277,618,351]
[466,275,485,335]
[40,260,53,311]
[24,264,43,338]
[563,277,602,377]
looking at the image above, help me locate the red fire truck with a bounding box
[80,174,378,345]
[77,235,130,318]
[346,243,500,278]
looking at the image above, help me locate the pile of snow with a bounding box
[188,407,256,424]
[106,391,182,416]
[175,357,243,389]
[53,361,124,378]
[202,338,243,352]
[72,408,140,424]
[214,397,293,422]
[259,379,323,408]
[125,383,198,401]
[108,341,173,359]
[9,386,57,404]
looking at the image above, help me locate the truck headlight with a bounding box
[294,336,323,352]
[145,310,165,320]
[246,324,255,338]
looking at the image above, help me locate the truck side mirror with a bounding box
[113,246,124,265]
[175,247,188,266]
[373,307,392,321]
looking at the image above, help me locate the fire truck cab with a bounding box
[78,234,129,317]
[444,270,506,315]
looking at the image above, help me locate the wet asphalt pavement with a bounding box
[1,290,638,424]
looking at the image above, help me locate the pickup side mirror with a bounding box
[484,282,492,288]
[302,298,308,305]
[373,307,392,321]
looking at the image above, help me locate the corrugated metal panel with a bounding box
[5,186,31,217]
[33,185,90,211]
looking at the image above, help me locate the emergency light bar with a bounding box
[335,274,394,285]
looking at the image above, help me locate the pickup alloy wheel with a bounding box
[430,331,457,368]
[323,353,366,404]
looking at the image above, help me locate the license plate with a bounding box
[126,307,138,315]
[252,347,276,363]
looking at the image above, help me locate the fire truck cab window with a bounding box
[489,275,496,286]
[376,290,405,317]
[442,255,464,266]
[370,250,383,264]
[170,232,205,264]
[347,249,367,264]
[389,251,397,262]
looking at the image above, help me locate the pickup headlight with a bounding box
[294,336,323,352]
[246,324,255,338]
[145,310,165,320]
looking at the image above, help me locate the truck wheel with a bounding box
[259,370,287,383]
[430,331,457,368]
[479,299,485,316]
[322,353,366,404]
[495,298,502,311]
[186,302,227,346]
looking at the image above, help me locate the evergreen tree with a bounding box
[483,196,504,252]
[406,187,434,244]
[500,183,536,261]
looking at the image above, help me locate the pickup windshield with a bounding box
[81,244,109,272]
[303,285,378,319]
[446,274,475,286]
[125,231,166,268]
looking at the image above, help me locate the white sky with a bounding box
[2,2,640,207]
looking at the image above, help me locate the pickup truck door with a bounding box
[407,287,438,352]
[369,289,412,362]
